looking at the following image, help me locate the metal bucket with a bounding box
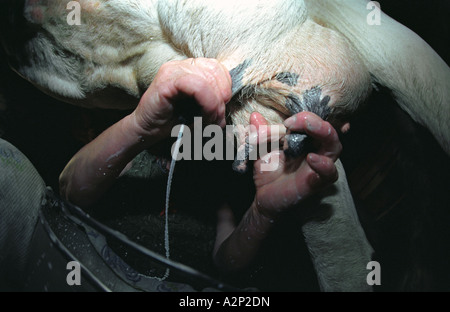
[24,189,243,292]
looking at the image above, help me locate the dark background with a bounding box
[0,0,449,291]
[340,0,450,292]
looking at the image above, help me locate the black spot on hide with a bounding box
[284,86,331,158]
[275,72,299,87]
[286,86,331,120]
[229,59,252,98]
[285,94,303,115]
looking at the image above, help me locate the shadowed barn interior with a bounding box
[0,0,449,291]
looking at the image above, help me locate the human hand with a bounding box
[60,58,231,207]
[251,111,342,220]
[131,58,232,141]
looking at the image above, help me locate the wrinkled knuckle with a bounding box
[202,69,216,84]
[194,75,211,92]
[156,81,172,100]
[206,57,220,67]
[196,57,217,70]
[158,62,175,77]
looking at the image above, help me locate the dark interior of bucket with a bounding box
[1,0,449,291]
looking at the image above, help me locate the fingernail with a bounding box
[308,153,320,164]
[306,115,321,131]
[284,115,297,129]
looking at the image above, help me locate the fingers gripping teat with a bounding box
[285,86,331,158]
[228,60,332,172]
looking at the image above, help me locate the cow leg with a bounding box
[302,159,374,291]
